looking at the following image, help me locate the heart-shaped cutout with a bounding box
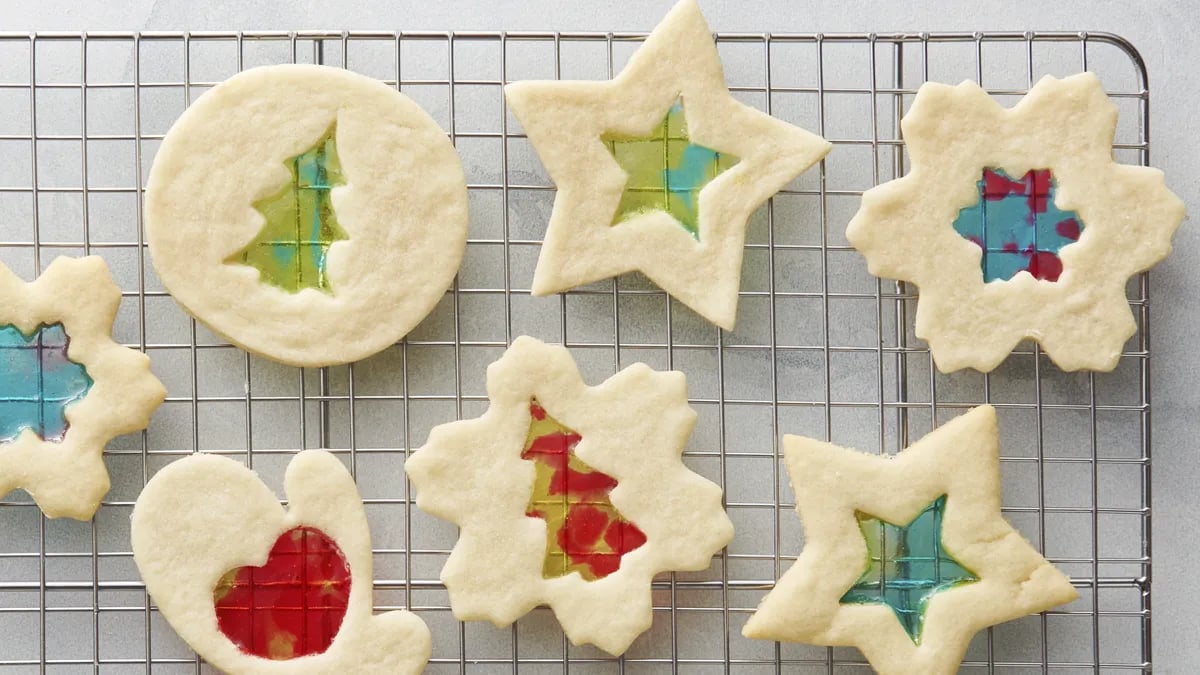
[213,526,351,660]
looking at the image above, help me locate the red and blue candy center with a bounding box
[952,168,1083,283]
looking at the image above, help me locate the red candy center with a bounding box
[213,526,351,660]
[523,400,647,581]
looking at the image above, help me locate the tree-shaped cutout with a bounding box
[522,399,647,581]
[225,123,349,294]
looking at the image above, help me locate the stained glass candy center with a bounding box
[952,168,1084,283]
[0,322,93,443]
[213,526,352,661]
[604,98,739,239]
[522,399,647,581]
[226,123,350,294]
[839,495,979,644]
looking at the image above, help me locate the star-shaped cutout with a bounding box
[504,0,830,329]
[840,494,979,643]
[743,406,1079,674]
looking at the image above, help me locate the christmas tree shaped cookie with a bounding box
[146,64,468,367]
[743,406,1078,675]
[132,450,430,674]
[505,0,830,329]
[406,337,733,655]
[846,73,1184,372]
[0,257,165,520]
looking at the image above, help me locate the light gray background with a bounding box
[2,0,1195,672]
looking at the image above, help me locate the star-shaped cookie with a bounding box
[505,0,830,329]
[743,406,1078,675]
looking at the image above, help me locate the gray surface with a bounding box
[0,0,1194,672]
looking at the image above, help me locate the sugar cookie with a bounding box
[505,0,829,329]
[744,406,1078,675]
[406,336,733,655]
[0,256,164,519]
[131,450,431,674]
[146,64,468,367]
[846,73,1184,372]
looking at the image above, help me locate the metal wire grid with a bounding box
[0,28,1151,674]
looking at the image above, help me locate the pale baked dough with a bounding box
[0,256,164,520]
[405,336,734,655]
[505,0,830,330]
[145,64,468,367]
[743,406,1079,675]
[131,450,431,675]
[846,73,1185,372]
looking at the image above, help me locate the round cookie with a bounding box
[146,64,468,367]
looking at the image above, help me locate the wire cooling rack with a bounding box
[0,28,1151,674]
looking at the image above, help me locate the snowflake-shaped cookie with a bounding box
[405,336,734,655]
[846,73,1185,372]
[743,406,1079,675]
[0,256,164,520]
[132,450,431,674]
[505,0,830,330]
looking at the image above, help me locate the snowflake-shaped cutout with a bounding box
[405,336,734,655]
[0,257,165,519]
[846,73,1185,372]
